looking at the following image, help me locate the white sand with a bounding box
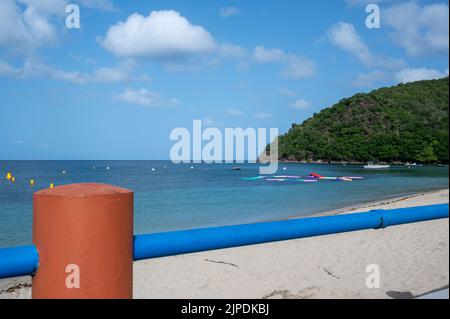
[1,189,448,299]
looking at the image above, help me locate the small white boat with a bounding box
[405,162,417,167]
[364,164,391,169]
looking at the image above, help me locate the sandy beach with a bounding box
[1,189,448,299]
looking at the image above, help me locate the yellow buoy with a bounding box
[50,183,54,189]
[30,179,35,186]
[6,172,12,180]
[11,176,15,183]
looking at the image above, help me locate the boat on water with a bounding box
[405,162,418,167]
[364,163,391,169]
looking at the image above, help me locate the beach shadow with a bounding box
[386,291,414,299]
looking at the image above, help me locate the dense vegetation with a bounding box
[277,77,449,164]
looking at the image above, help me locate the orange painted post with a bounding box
[32,183,134,299]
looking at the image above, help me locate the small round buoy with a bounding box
[30,179,35,186]
[6,172,12,180]
[190,166,194,170]
[62,170,66,175]
[49,183,54,189]
[106,167,110,170]
[11,176,15,183]
[283,167,287,171]
[151,168,156,172]
[92,166,96,170]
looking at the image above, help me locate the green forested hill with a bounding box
[278,77,449,164]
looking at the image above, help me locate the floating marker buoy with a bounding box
[106,167,110,170]
[92,166,96,170]
[49,183,54,189]
[283,167,287,171]
[30,179,35,186]
[11,176,15,183]
[190,166,194,170]
[151,168,156,172]
[62,170,66,175]
[6,172,12,180]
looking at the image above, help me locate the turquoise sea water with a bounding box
[0,161,448,247]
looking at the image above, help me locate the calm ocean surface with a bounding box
[0,161,448,247]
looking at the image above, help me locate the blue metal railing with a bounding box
[0,204,448,279]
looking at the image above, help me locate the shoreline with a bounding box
[309,188,449,218]
[1,188,448,299]
[277,160,449,166]
[259,188,448,223]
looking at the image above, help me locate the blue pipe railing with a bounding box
[0,245,38,279]
[133,203,449,260]
[0,204,448,279]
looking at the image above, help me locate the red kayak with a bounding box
[309,172,324,178]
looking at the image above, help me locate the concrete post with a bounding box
[32,183,133,299]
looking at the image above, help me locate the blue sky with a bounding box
[0,0,448,160]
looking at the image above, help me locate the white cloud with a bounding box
[253,46,316,79]
[292,99,311,110]
[328,22,369,62]
[327,22,403,69]
[18,0,115,13]
[91,67,131,83]
[395,68,449,83]
[101,10,216,59]
[21,58,90,83]
[351,66,449,87]
[116,88,180,108]
[218,43,248,59]
[253,46,286,63]
[0,0,60,52]
[0,58,144,84]
[219,7,241,18]
[283,55,317,79]
[17,0,67,16]
[351,70,387,88]
[0,60,21,76]
[98,10,314,79]
[384,2,449,57]
[0,0,119,53]
[278,88,297,97]
[255,112,271,119]
[91,59,142,83]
